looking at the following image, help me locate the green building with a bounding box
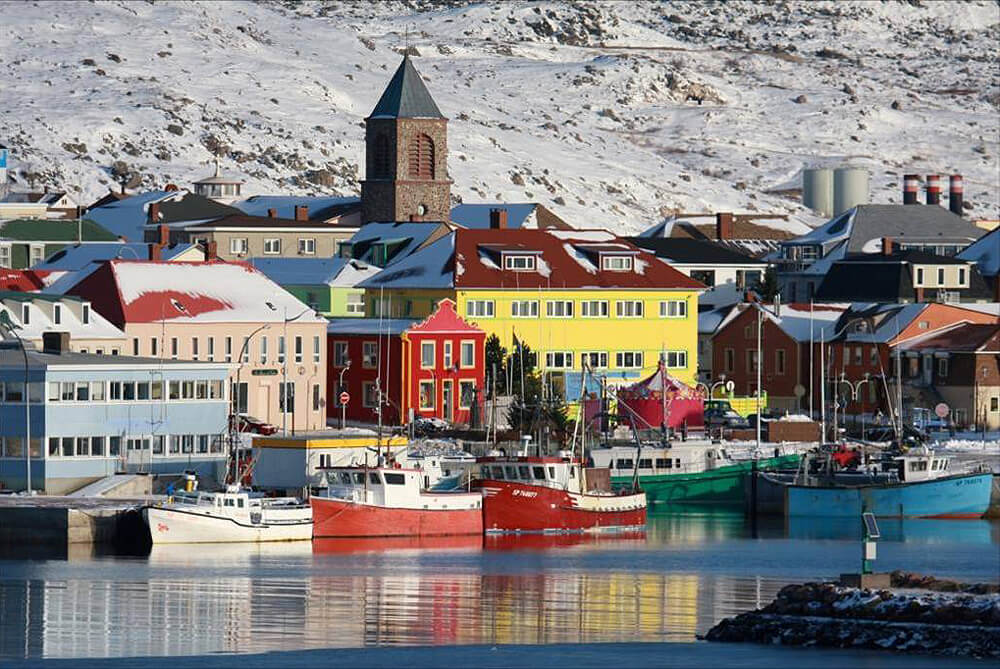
[0,219,118,269]
[248,257,378,317]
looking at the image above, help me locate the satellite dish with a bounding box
[725,380,735,392]
[793,384,806,398]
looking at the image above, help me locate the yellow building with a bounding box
[359,226,703,394]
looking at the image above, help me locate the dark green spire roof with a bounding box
[368,55,444,120]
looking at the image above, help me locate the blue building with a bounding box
[0,334,232,494]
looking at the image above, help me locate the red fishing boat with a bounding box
[311,466,484,538]
[471,451,647,533]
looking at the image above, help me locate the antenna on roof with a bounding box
[213,153,221,178]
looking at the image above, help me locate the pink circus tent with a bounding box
[616,364,704,430]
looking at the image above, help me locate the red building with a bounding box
[327,299,486,426]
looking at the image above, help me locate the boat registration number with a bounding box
[512,489,538,498]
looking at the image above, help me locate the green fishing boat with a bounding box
[590,443,801,504]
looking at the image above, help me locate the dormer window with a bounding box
[602,255,633,271]
[504,255,536,271]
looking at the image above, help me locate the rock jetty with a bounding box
[705,580,1000,658]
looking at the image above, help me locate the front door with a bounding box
[442,381,453,423]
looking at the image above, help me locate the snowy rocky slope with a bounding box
[1,0,998,234]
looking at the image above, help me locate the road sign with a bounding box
[339,391,350,405]
[724,380,735,393]
[934,403,950,418]
[251,369,278,376]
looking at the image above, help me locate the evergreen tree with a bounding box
[757,266,780,301]
[484,334,506,398]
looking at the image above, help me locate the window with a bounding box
[421,341,435,369]
[362,341,377,368]
[545,351,574,369]
[419,380,435,410]
[298,238,316,255]
[870,347,879,367]
[191,337,199,360]
[937,268,945,285]
[225,336,232,362]
[581,351,608,368]
[263,238,281,255]
[511,300,539,318]
[991,397,998,412]
[313,335,321,363]
[230,238,249,255]
[279,382,295,413]
[345,292,364,314]
[504,255,536,271]
[239,337,249,363]
[132,338,140,356]
[150,338,158,357]
[294,336,303,363]
[207,337,215,361]
[854,346,863,366]
[916,267,924,285]
[937,357,948,378]
[615,300,643,318]
[602,255,633,271]
[81,304,90,324]
[278,336,285,363]
[333,341,349,367]
[663,351,687,369]
[91,381,105,401]
[93,437,105,456]
[171,337,178,359]
[312,383,321,411]
[842,346,850,366]
[746,349,758,373]
[459,380,475,409]
[659,300,687,318]
[546,300,573,318]
[21,303,30,325]
[466,300,495,318]
[616,351,643,368]
[362,382,378,408]
[198,435,209,454]
[260,336,268,364]
[0,245,10,268]
[958,267,966,285]
[581,300,608,318]
[408,133,435,179]
[776,349,786,375]
[460,341,475,368]
[443,341,453,369]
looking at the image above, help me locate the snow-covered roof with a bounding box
[233,195,361,221]
[718,302,849,342]
[957,228,999,276]
[838,303,929,344]
[83,191,175,241]
[33,242,196,271]
[346,221,449,266]
[450,203,538,229]
[359,233,456,290]
[248,257,377,287]
[698,305,735,335]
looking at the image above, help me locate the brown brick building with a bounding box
[361,56,452,224]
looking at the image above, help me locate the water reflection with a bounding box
[1,511,997,660]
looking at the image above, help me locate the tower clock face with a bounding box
[417,204,427,216]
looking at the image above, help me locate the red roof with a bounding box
[407,298,484,336]
[905,323,1000,353]
[0,269,50,292]
[453,229,704,290]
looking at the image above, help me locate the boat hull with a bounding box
[310,496,484,538]
[610,454,800,504]
[755,472,994,518]
[473,479,647,533]
[143,506,313,544]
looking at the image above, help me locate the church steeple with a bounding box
[361,55,451,224]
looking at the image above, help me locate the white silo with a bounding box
[802,167,834,217]
[833,166,870,215]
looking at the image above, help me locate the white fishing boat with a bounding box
[143,486,313,544]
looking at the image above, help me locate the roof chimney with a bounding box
[903,174,919,205]
[158,223,170,246]
[715,212,734,240]
[42,331,71,355]
[268,208,277,218]
[882,236,894,256]
[949,174,963,216]
[294,205,309,221]
[206,241,218,261]
[149,243,162,261]
[926,174,941,206]
[149,202,161,222]
[489,208,508,230]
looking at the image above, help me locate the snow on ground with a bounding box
[1,1,998,235]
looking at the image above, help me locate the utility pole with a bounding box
[820,332,826,444]
[755,305,762,453]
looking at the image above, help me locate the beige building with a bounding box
[65,260,329,432]
[0,292,127,354]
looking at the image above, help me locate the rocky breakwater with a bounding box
[705,579,1000,658]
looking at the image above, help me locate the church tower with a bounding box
[361,55,451,224]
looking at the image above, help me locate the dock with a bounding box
[0,495,155,549]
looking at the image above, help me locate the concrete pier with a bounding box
[0,495,154,549]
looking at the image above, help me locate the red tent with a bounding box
[616,363,704,430]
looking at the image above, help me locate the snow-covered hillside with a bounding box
[1,0,998,234]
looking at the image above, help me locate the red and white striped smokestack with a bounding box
[903,174,919,205]
[926,174,941,206]
[949,174,963,216]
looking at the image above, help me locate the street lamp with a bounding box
[0,312,32,494]
[228,322,270,483]
[837,373,871,441]
[710,374,729,399]
[339,360,352,429]
[268,303,314,437]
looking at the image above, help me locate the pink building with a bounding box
[66,260,328,432]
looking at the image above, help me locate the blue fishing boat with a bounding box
[752,445,994,518]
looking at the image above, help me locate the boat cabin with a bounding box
[894,449,950,483]
[590,443,734,477]
[403,451,477,490]
[321,466,481,510]
[476,452,597,492]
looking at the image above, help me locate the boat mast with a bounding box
[820,331,826,444]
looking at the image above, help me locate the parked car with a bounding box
[229,414,278,436]
[704,406,749,430]
[413,416,449,437]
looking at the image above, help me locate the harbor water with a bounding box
[1,509,998,665]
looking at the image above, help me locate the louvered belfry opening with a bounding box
[408,133,435,180]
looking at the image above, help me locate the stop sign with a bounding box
[339,391,350,405]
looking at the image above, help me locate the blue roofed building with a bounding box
[233,195,361,226]
[248,257,378,317]
[957,227,999,299]
[449,203,572,230]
